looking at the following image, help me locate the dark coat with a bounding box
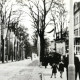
[52,64,58,73]
[75,56,79,72]
[64,56,68,68]
[79,62,80,72]
[59,62,64,72]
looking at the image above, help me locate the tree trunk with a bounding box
[1,35,5,63]
[11,45,14,62]
[12,52,14,62]
[40,34,45,62]
[14,40,16,60]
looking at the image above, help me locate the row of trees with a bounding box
[0,0,33,63]
[0,0,67,63]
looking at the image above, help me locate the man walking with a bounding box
[58,60,64,78]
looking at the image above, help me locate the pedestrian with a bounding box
[51,63,58,78]
[58,60,64,78]
[79,61,80,80]
[75,53,80,80]
[64,54,68,80]
[44,56,48,68]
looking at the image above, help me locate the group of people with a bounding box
[63,54,80,80]
[50,54,80,80]
[51,60,64,78]
[43,53,80,80]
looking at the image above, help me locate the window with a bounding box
[74,18,75,26]
[79,12,80,23]
[74,29,78,36]
[79,28,80,36]
[76,17,78,25]
[74,16,78,25]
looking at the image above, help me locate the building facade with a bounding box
[55,28,69,55]
[55,2,80,55]
[74,2,80,54]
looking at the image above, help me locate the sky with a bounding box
[20,0,80,43]
[64,0,80,10]
[4,0,80,45]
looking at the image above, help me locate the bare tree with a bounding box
[0,0,8,63]
[18,0,66,62]
[0,0,25,62]
[47,1,67,53]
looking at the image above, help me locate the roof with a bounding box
[74,2,80,14]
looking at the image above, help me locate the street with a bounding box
[0,1,79,80]
[42,64,67,80]
[0,58,79,80]
[0,58,42,80]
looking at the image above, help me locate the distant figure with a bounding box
[58,60,64,78]
[44,56,48,68]
[51,63,58,78]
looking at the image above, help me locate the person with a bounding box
[58,60,64,78]
[79,61,80,80]
[75,53,80,80]
[51,63,58,78]
[44,56,48,68]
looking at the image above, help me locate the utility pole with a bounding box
[68,0,75,80]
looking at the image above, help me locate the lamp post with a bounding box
[68,0,75,80]
[37,35,40,65]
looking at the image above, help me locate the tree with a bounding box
[0,0,27,62]
[17,26,32,59]
[0,0,8,63]
[47,1,67,52]
[18,0,66,62]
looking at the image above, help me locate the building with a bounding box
[55,27,69,55]
[54,2,80,55]
[74,2,80,54]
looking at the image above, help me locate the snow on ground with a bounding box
[0,58,42,80]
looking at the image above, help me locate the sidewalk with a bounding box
[41,64,67,80]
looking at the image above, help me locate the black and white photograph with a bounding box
[0,0,80,80]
